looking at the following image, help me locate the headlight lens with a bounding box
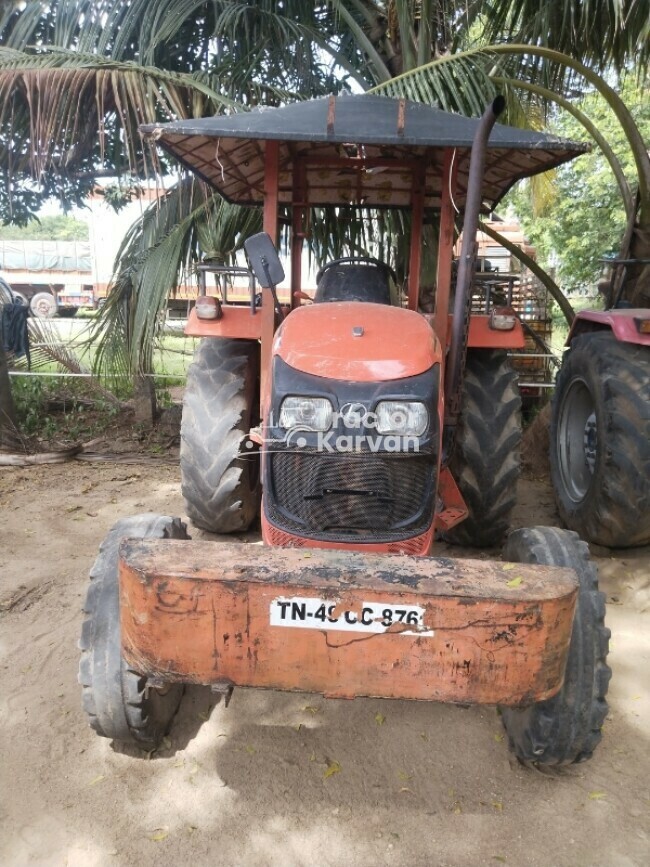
[279,396,333,431]
[375,400,428,436]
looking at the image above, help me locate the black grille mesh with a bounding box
[267,451,434,541]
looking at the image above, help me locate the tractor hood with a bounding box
[273,303,441,381]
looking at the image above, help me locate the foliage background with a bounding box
[0,214,89,241]
[507,74,650,293]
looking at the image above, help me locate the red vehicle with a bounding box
[79,94,618,766]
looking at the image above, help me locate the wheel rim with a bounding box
[33,296,54,317]
[557,378,597,503]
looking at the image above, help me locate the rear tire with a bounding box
[79,514,189,750]
[443,350,521,547]
[499,527,611,765]
[181,338,260,533]
[550,332,650,547]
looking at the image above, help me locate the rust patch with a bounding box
[118,539,578,705]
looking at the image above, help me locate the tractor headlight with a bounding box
[279,396,333,431]
[375,400,428,436]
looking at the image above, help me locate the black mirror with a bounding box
[244,232,285,288]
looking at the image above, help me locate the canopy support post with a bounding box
[291,158,307,309]
[261,140,280,407]
[433,148,458,344]
[407,162,426,310]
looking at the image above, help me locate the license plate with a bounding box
[269,596,433,636]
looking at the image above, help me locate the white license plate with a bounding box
[269,596,433,636]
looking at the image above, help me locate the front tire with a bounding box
[79,514,189,750]
[499,527,611,765]
[443,350,521,547]
[550,332,650,547]
[181,338,260,533]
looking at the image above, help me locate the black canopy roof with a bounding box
[141,94,588,211]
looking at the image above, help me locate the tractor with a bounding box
[549,294,650,549]
[79,94,616,765]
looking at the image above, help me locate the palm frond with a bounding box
[8,317,87,374]
[0,47,235,178]
[481,0,649,77]
[91,178,262,378]
[307,204,424,288]
[328,0,392,84]
[137,1,352,100]
[369,42,650,217]
[369,48,498,116]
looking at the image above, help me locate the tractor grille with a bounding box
[266,450,435,542]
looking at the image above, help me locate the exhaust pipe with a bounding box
[444,96,506,440]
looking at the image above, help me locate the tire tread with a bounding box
[180,338,259,533]
[550,333,650,547]
[499,526,611,765]
[444,350,522,547]
[78,514,189,749]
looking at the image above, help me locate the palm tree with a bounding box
[1,1,648,383]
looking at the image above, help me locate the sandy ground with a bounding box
[0,462,648,867]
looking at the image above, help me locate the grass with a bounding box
[11,376,122,442]
[152,333,200,380]
[20,324,199,383]
[9,325,199,443]
[549,293,602,354]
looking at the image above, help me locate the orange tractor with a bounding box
[80,95,612,764]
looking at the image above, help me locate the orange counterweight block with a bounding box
[119,540,578,706]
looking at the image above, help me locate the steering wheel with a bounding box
[316,256,397,285]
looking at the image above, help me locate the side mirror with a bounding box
[244,232,285,288]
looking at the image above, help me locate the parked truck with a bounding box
[0,240,95,317]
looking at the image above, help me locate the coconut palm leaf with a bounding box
[0,48,235,180]
[482,0,650,77]
[8,317,87,374]
[328,0,393,83]
[495,75,635,219]
[369,49,499,116]
[307,205,413,278]
[370,44,649,210]
[91,177,262,377]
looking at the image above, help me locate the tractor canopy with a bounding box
[140,93,588,211]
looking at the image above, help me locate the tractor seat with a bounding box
[314,259,394,305]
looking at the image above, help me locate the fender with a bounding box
[446,314,526,350]
[566,308,650,347]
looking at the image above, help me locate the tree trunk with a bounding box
[623,224,650,307]
[133,374,156,426]
[0,342,18,447]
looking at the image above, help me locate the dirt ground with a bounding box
[0,461,648,867]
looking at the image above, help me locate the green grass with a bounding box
[550,293,602,353]
[11,375,121,440]
[152,333,200,380]
[11,329,199,439]
[25,328,199,382]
